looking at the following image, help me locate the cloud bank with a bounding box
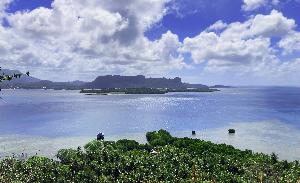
[0,0,185,80]
[0,0,300,85]
[181,10,300,85]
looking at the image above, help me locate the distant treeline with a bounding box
[167,88,219,92]
[80,88,167,94]
[80,88,219,94]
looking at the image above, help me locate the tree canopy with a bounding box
[0,67,29,91]
[0,67,29,82]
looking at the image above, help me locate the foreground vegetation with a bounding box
[1,130,300,182]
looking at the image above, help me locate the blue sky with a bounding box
[1,0,300,85]
[7,0,52,12]
[7,0,300,39]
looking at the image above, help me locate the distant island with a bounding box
[80,87,218,95]
[85,75,212,90]
[0,69,224,93]
[81,75,218,94]
[80,88,167,95]
[210,85,233,88]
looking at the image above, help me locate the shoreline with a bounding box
[1,120,299,161]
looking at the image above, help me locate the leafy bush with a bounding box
[116,139,140,151]
[146,129,174,146]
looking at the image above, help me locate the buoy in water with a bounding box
[192,131,196,135]
[228,129,235,134]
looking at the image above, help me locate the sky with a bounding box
[1,0,300,85]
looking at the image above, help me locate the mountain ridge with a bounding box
[0,69,211,90]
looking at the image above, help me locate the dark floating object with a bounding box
[192,131,196,135]
[228,129,236,134]
[97,132,104,140]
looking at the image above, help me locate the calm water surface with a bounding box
[1,87,300,160]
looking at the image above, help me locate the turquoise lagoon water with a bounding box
[1,87,300,160]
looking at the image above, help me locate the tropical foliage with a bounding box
[0,130,300,182]
[0,67,29,83]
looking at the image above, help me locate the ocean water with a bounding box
[1,87,300,160]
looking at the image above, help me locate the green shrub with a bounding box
[115,139,140,151]
[146,129,174,146]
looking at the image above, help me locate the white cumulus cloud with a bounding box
[0,0,186,81]
[181,10,300,85]
[241,0,285,12]
[242,0,268,11]
[207,20,228,31]
[0,0,12,19]
[250,10,295,37]
[278,31,300,54]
